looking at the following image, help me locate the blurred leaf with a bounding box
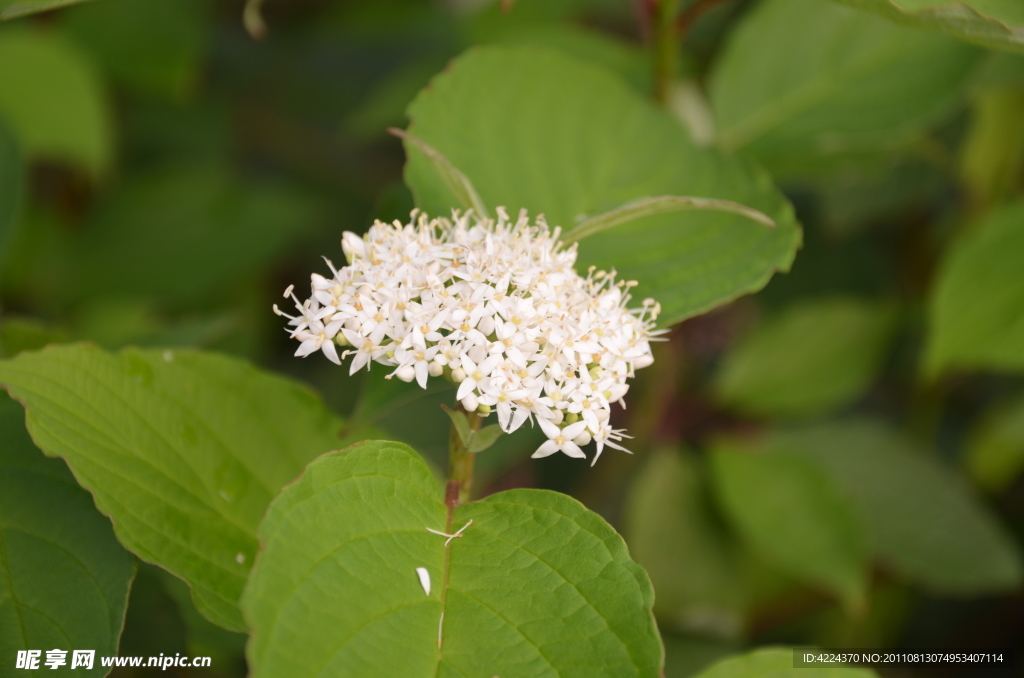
[344,58,448,140]
[711,0,979,180]
[157,569,247,676]
[710,446,869,608]
[714,297,895,418]
[0,316,66,358]
[70,299,239,352]
[834,0,1024,55]
[58,163,321,307]
[404,45,801,327]
[772,420,1024,594]
[466,22,651,93]
[968,393,1024,492]
[926,200,1024,374]
[814,159,949,237]
[115,562,188,660]
[242,441,663,677]
[0,345,350,630]
[808,584,912,649]
[692,647,876,678]
[959,88,1024,209]
[625,449,748,637]
[0,27,111,176]
[662,635,740,678]
[0,0,91,20]
[0,392,135,674]
[62,0,209,102]
[971,52,1024,90]
[0,115,20,268]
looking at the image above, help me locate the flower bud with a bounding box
[461,394,479,412]
[451,367,467,383]
[396,366,416,382]
[428,361,444,377]
[573,431,591,446]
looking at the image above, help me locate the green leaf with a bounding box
[833,0,1024,55]
[0,0,91,20]
[56,163,321,307]
[926,200,1024,374]
[625,449,747,637]
[403,45,801,327]
[243,440,663,677]
[0,114,20,268]
[692,647,876,678]
[61,0,209,102]
[709,446,869,608]
[466,423,503,453]
[0,344,352,631]
[562,195,776,244]
[389,128,489,218]
[968,393,1024,492]
[0,27,111,176]
[710,0,980,179]
[770,420,1024,594]
[714,297,895,418]
[0,392,135,673]
[440,403,472,447]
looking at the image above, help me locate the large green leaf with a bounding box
[625,449,747,637]
[243,440,663,677]
[0,344,352,631]
[714,297,895,418]
[0,115,20,268]
[0,0,91,20]
[709,446,869,608]
[834,0,1024,55]
[968,393,1024,492]
[0,392,134,675]
[710,0,979,179]
[693,647,876,678]
[926,200,1024,374]
[403,45,801,327]
[0,27,111,176]
[769,421,1024,594]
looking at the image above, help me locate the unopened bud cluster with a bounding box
[276,209,662,464]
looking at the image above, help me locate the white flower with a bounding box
[277,208,661,464]
[533,418,589,459]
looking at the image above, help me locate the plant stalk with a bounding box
[447,402,481,505]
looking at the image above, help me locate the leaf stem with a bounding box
[448,402,481,505]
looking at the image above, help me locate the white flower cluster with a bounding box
[275,209,662,465]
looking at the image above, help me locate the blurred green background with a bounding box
[1,0,1023,676]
